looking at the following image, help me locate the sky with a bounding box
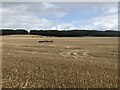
[0,2,118,31]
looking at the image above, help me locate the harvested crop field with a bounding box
[2,35,118,88]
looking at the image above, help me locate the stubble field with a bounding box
[2,35,118,88]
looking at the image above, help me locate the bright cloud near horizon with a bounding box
[1,2,118,31]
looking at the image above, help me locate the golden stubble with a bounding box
[2,35,118,88]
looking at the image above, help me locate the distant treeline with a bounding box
[1,29,28,35]
[30,30,120,37]
[0,29,120,37]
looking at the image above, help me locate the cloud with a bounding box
[70,3,118,30]
[75,14,118,30]
[2,16,56,30]
[1,2,68,30]
[1,2,118,31]
[106,7,118,14]
[55,12,67,17]
[50,24,76,30]
[42,2,59,9]
[92,15,118,30]
[2,2,67,17]
[88,4,118,30]
[103,4,118,15]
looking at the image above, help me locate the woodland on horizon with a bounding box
[0,29,120,37]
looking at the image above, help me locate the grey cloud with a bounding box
[1,2,118,30]
[2,2,67,17]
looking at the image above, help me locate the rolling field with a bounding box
[2,35,118,88]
